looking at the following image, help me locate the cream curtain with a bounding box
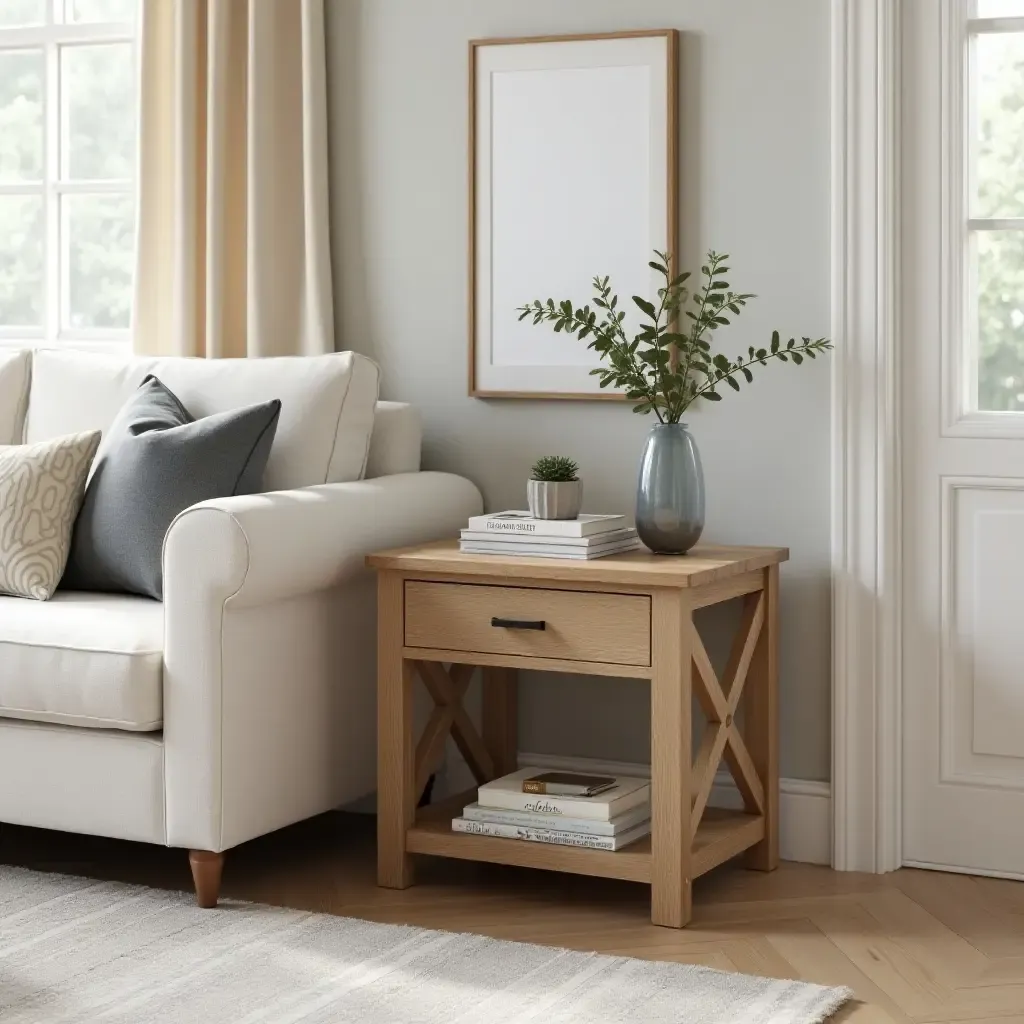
[133,0,334,358]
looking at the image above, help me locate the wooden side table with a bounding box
[366,540,788,928]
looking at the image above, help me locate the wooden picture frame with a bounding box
[469,29,679,400]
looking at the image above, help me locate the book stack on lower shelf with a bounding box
[461,511,641,560]
[452,767,651,851]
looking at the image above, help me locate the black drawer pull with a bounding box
[491,616,546,631]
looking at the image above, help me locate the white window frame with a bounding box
[0,2,136,351]
[943,0,1024,435]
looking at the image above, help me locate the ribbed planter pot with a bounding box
[527,479,582,520]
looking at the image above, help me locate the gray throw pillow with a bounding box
[63,375,281,600]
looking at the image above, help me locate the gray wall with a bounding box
[326,0,832,782]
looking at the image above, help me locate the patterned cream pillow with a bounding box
[0,431,101,600]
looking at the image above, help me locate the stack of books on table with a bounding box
[452,767,651,851]
[461,511,641,560]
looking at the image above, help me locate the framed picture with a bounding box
[469,29,679,399]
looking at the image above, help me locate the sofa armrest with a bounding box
[163,471,482,607]
[160,471,481,852]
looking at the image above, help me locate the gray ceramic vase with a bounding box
[635,423,705,554]
[527,479,582,520]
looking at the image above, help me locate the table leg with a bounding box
[377,572,415,888]
[482,667,518,779]
[744,564,780,871]
[650,590,693,927]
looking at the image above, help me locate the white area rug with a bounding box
[0,865,852,1023]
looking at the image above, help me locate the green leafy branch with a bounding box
[517,250,833,423]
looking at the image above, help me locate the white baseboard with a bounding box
[439,750,832,867]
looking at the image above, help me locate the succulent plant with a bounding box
[530,455,579,482]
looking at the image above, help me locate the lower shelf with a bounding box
[406,792,765,884]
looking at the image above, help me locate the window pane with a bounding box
[67,0,136,22]
[976,230,1024,410]
[62,43,136,181]
[0,50,43,182]
[0,0,44,26]
[0,196,43,327]
[977,0,1024,15]
[973,33,1024,217]
[64,194,134,330]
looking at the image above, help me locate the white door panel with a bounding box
[947,481,1024,770]
[956,484,1024,760]
[904,785,1024,874]
[902,0,1024,877]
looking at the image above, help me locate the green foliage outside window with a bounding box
[976,34,1024,411]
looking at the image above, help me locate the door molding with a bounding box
[830,0,903,873]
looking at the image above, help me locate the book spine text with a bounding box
[466,518,596,538]
[462,807,619,835]
[477,790,645,820]
[452,818,621,850]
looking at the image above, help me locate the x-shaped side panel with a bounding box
[413,662,494,801]
[689,591,766,836]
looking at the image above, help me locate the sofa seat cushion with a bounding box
[0,592,163,731]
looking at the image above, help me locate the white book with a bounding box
[460,527,637,548]
[466,511,627,539]
[451,817,650,851]
[461,801,650,837]
[477,767,649,821]
[460,540,640,560]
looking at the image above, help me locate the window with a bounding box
[0,0,136,349]
[968,1,1024,410]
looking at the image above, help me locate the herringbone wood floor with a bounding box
[2,813,1023,1023]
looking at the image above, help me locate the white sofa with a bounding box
[0,348,482,906]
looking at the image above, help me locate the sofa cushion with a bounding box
[0,431,101,601]
[64,376,281,600]
[365,402,422,478]
[0,592,163,731]
[0,349,30,445]
[25,349,380,491]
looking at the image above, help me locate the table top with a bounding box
[366,539,788,588]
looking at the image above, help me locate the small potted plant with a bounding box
[528,455,581,520]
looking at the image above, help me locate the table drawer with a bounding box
[404,581,651,667]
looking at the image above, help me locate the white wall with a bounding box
[326,0,832,782]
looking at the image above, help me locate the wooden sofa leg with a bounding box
[189,850,225,908]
